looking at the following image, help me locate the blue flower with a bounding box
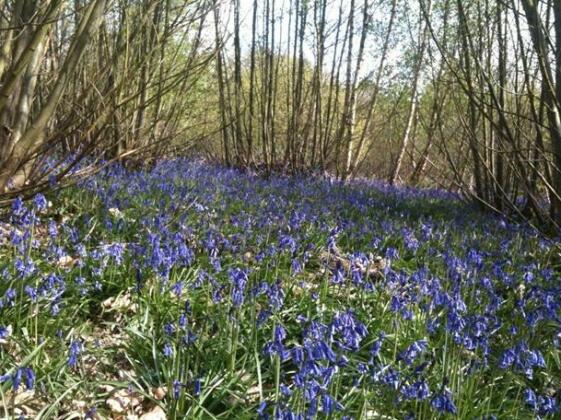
[538,395,558,415]
[33,193,48,212]
[401,380,430,400]
[172,379,183,399]
[279,235,297,253]
[194,378,201,396]
[68,340,83,368]
[257,309,272,327]
[375,366,400,389]
[274,325,286,343]
[268,281,285,310]
[0,326,10,340]
[498,348,515,369]
[321,393,343,414]
[385,247,399,260]
[331,265,345,284]
[370,334,385,358]
[498,341,546,379]
[11,197,25,217]
[229,268,248,307]
[163,343,173,357]
[263,325,289,361]
[431,388,457,414]
[523,388,537,409]
[23,368,35,390]
[291,259,302,274]
[398,340,428,366]
[280,383,292,397]
[257,401,268,418]
[12,368,22,391]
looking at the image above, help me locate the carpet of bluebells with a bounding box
[1,160,561,419]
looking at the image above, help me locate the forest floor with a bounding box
[0,160,560,419]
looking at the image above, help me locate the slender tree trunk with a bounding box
[0,0,107,191]
[233,0,245,165]
[350,0,397,178]
[213,2,230,166]
[390,0,431,185]
[520,0,561,219]
[247,0,258,166]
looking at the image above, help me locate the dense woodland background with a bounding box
[0,0,560,226]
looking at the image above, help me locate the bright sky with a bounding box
[213,0,410,82]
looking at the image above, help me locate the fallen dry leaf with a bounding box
[139,405,166,420]
[108,208,124,218]
[151,386,167,400]
[102,291,138,314]
[106,389,143,415]
[57,255,78,269]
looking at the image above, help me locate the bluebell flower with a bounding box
[173,379,183,399]
[193,378,201,396]
[274,325,286,342]
[431,388,457,414]
[398,340,428,366]
[68,340,83,368]
[275,407,303,420]
[370,333,385,358]
[390,295,403,313]
[257,401,268,417]
[306,397,319,417]
[480,277,493,290]
[210,255,222,272]
[498,341,546,379]
[427,317,440,335]
[15,259,35,278]
[51,302,61,316]
[331,264,345,284]
[23,368,35,390]
[171,281,183,297]
[541,268,554,281]
[292,346,304,364]
[538,395,558,415]
[523,388,537,409]
[11,197,25,217]
[105,243,125,264]
[182,331,197,346]
[257,309,272,327]
[178,313,187,328]
[321,393,343,414]
[12,367,22,391]
[263,325,289,361]
[164,323,176,335]
[0,326,10,340]
[308,341,337,363]
[279,235,297,253]
[280,383,292,397]
[0,373,12,384]
[48,220,58,238]
[385,247,399,260]
[229,268,248,307]
[401,380,430,400]
[402,229,419,251]
[268,281,285,310]
[163,343,173,357]
[375,366,400,389]
[291,259,302,274]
